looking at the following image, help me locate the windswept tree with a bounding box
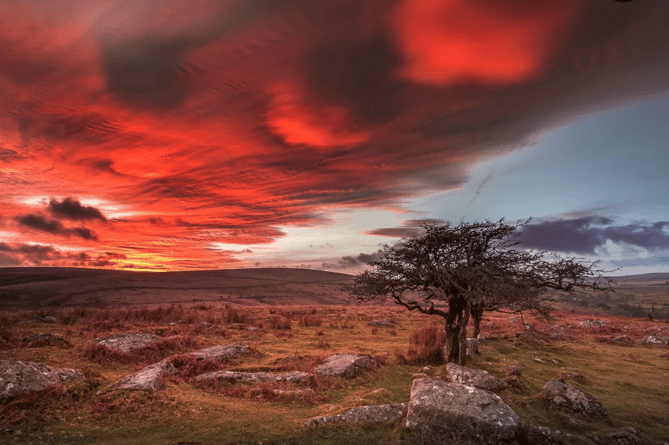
[353,220,614,365]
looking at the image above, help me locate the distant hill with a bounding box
[1,267,667,312]
[0,267,356,309]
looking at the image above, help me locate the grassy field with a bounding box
[1,303,668,444]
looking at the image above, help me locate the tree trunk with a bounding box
[472,305,483,337]
[458,301,471,365]
[444,310,459,363]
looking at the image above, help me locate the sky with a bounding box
[0,0,668,274]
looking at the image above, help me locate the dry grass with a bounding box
[395,324,445,366]
[0,303,668,444]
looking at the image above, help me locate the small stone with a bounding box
[305,403,406,428]
[641,335,669,346]
[95,333,160,353]
[368,320,395,327]
[476,333,486,346]
[185,343,250,361]
[466,338,480,358]
[609,335,634,347]
[578,319,606,328]
[21,333,71,348]
[315,353,377,378]
[98,360,175,394]
[538,378,607,419]
[195,370,314,386]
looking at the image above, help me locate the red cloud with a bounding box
[0,0,667,270]
[389,0,581,85]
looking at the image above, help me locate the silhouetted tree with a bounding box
[353,219,614,365]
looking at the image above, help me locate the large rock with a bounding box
[95,333,160,353]
[641,335,669,346]
[185,343,250,361]
[446,363,507,393]
[539,378,608,419]
[98,360,175,394]
[195,370,313,385]
[0,360,83,400]
[315,353,376,378]
[305,403,406,428]
[406,378,519,443]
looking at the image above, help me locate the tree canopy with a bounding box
[353,219,614,365]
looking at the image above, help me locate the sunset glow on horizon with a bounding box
[1,0,668,273]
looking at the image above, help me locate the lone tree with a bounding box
[353,219,614,365]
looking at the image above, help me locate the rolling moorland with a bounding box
[0,267,668,444]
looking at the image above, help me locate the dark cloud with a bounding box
[322,248,386,269]
[16,214,99,241]
[0,242,126,267]
[517,216,669,254]
[99,36,199,109]
[303,34,404,125]
[71,227,98,241]
[605,223,669,251]
[17,243,57,257]
[48,197,106,222]
[0,147,24,163]
[17,214,65,234]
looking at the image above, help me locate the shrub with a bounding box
[267,316,292,330]
[298,314,322,327]
[222,305,249,324]
[396,325,445,366]
[168,354,224,379]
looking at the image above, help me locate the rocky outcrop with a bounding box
[98,360,175,394]
[95,333,160,353]
[641,335,669,346]
[446,363,507,393]
[195,370,313,385]
[315,353,376,378]
[305,403,406,428]
[539,378,607,419]
[406,378,519,443]
[185,343,250,360]
[0,360,83,400]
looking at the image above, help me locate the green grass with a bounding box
[1,304,668,444]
